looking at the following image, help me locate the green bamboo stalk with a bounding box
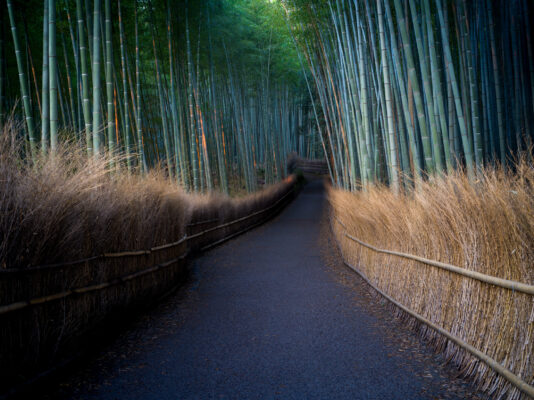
[377,0,399,193]
[41,1,49,154]
[207,5,228,194]
[76,0,91,155]
[84,0,92,61]
[7,0,37,161]
[510,2,523,151]
[118,0,130,172]
[384,0,422,186]
[48,0,58,152]
[134,5,145,173]
[407,0,444,174]
[91,0,102,155]
[357,8,372,184]
[150,7,173,181]
[424,0,452,172]
[435,0,475,180]
[459,0,482,167]
[105,0,114,156]
[167,1,182,185]
[22,18,36,117]
[64,1,81,132]
[186,5,199,191]
[393,0,434,174]
[61,33,76,131]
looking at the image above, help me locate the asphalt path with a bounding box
[41,178,485,400]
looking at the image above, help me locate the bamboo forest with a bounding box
[2,0,321,194]
[1,1,533,399]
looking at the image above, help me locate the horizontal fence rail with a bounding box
[0,255,187,315]
[0,188,296,316]
[331,215,534,399]
[334,217,534,296]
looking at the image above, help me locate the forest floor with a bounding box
[35,177,487,400]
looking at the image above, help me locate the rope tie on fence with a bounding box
[330,214,534,399]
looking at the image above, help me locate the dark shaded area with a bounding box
[38,178,486,399]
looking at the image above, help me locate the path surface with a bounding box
[41,179,485,400]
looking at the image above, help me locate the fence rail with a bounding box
[334,216,534,296]
[331,215,534,399]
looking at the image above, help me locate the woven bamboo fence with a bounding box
[330,213,534,400]
[0,178,299,393]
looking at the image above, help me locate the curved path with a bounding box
[42,179,485,399]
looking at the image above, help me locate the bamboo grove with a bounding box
[1,0,323,194]
[285,0,534,192]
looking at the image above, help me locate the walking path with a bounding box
[42,179,485,399]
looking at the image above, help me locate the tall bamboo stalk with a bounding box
[118,0,131,172]
[186,5,199,191]
[105,0,114,155]
[134,4,145,173]
[48,0,58,152]
[377,0,399,192]
[76,0,92,155]
[41,1,49,154]
[91,0,102,155]
[7,0,36,161]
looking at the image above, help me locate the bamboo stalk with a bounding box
[49,0,58,151]
[41,1,49,154]
[105,0,114,156]
[6,0,37,161]
[91,0,102,155]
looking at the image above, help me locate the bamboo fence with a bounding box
[0,177,298,393]
[331,214,534,399]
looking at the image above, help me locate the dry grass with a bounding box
[0,120,295,270]
[328,162,534,400]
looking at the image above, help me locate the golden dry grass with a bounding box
[328,162,534,400]
[0,120,295,270]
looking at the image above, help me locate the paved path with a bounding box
[41,179,485,400]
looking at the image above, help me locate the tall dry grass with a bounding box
[0,120,295,270]
[329,162,534,400]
